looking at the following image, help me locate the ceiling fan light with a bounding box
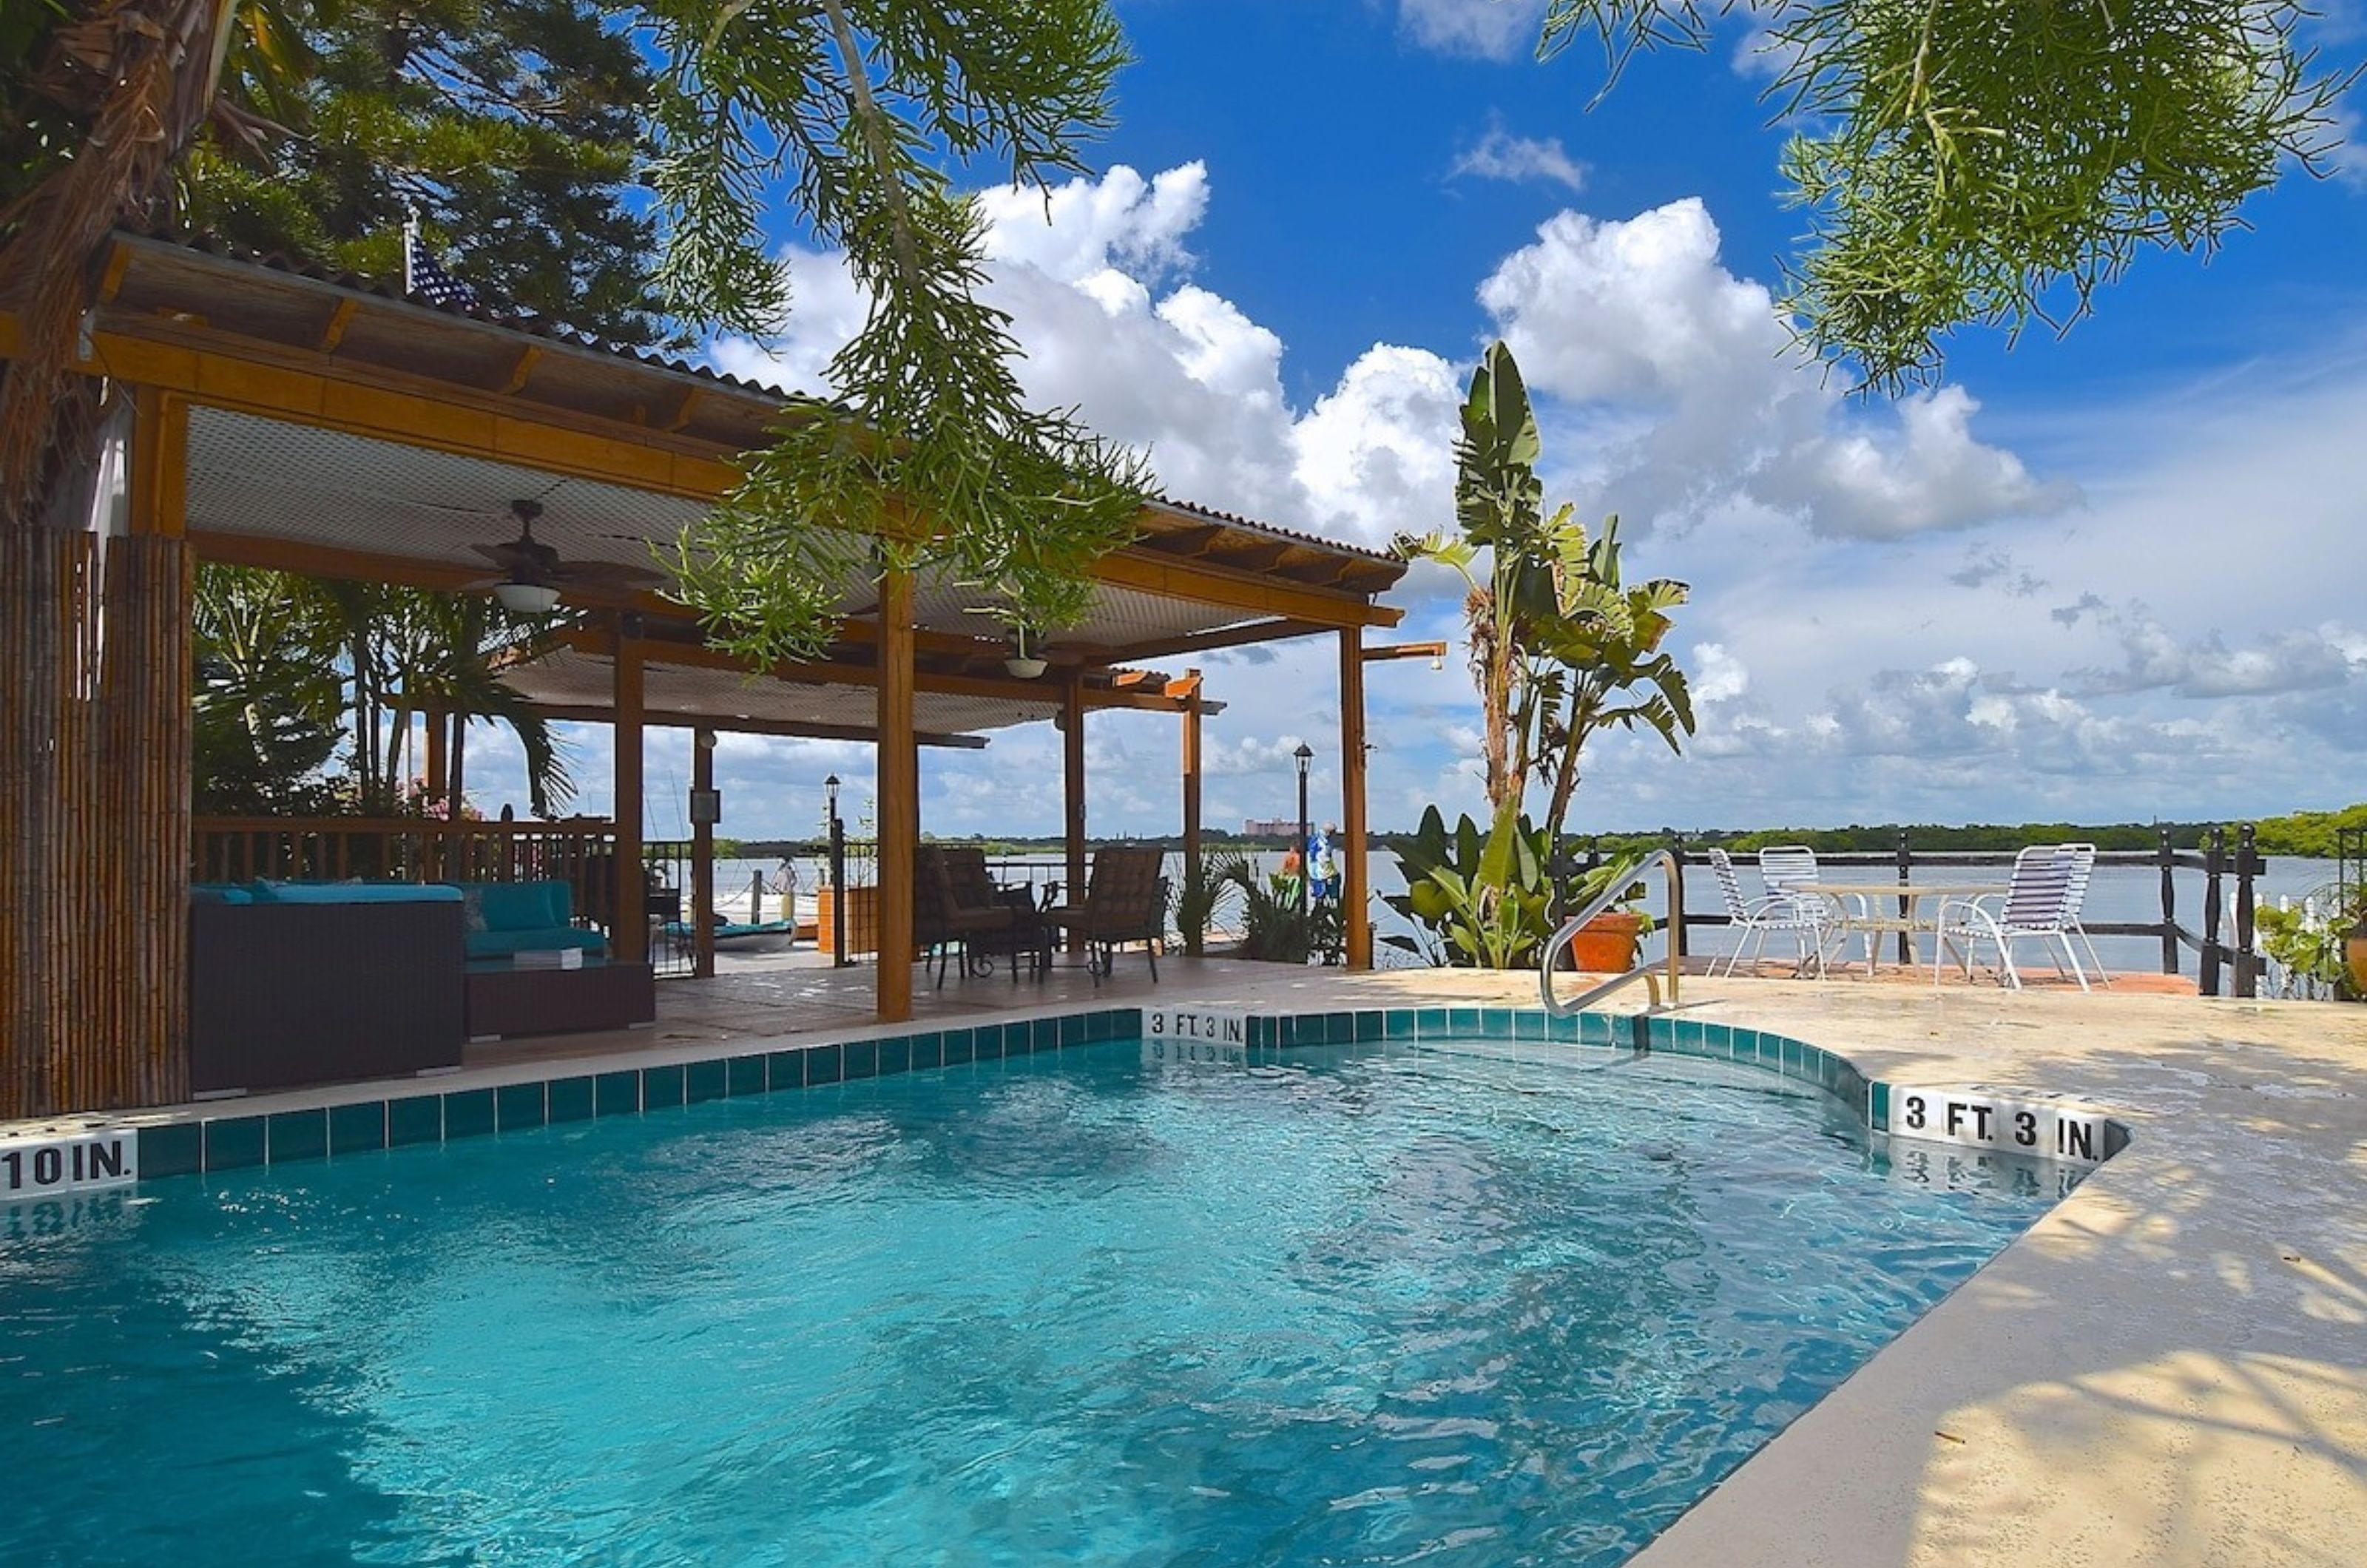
[1004,656,1049,680]
[493,581,561,615]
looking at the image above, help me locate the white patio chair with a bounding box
[1933,846,2090,992]
[1706,849,1838,977]
[2053,842,2110,986]
[1758,845,1875,965]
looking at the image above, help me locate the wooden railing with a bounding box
[194,817,618,891]
[1598,826,2269,998]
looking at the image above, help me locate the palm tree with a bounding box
[312,581,574,817]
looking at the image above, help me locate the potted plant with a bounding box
[1559,855,1655,973]
[2344,893,2367,996]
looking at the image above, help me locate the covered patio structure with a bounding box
[0,231,1407,1118]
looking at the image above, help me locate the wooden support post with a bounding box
[1182,668,1203,940]
[612,627,646,966]
[876,569,916,1023]
[1669,834,1688,959]
[692,726,716,979]
[1063,671,1088,953]
[1338,633,1370,970]
[2158,827,2178,975]
[1894,829,1913,967]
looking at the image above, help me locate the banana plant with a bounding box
[1382,800,1557,969]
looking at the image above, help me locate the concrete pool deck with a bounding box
[24,962,2367,1564]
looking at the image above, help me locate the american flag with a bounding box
[403,222,480,310]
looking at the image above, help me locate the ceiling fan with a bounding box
[464,499,664,613]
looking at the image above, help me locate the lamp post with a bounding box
[1293,743,1314,917]
[825,774,848,968]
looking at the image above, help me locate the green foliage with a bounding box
[645,0,1153,666]
[194,567,575,818]
[1170,857,1229,958]
[2249,804,2367,862]
[1536,1,2357,393]
[2255,902,2348,1000]
[1382,802,1559,970]
[183,0,673,347]
[1400,341,1693,845]
[193,565,346,814]
[1207,850,1307,964]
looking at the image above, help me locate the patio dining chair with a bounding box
[1706,849,1840,978]
[1932,846,2091,992]
[2054,842,2110,986]
[1042,846,1167,985]
[914,846,1015,988]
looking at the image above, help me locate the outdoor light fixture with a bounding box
[824,774,841,815]
[1004,626,1047,680]
[1293,743,1314,917]
[492,580,561,615]
[1430,649,1444,672]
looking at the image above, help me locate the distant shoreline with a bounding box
[730,805,2360,862]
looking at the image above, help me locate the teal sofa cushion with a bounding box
[473,880,571,931]
[465,927,607,959]
[249,881,462,905]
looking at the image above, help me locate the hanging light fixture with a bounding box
[492,580,561,615]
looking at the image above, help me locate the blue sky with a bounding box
[484,1,2367,842]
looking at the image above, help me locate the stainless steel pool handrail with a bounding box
[1539,849,1684,1017]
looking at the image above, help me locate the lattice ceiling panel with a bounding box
[186,408,718,578]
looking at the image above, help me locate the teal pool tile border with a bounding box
[1249,1004,1882,1127]
[133,1004,1148,1182]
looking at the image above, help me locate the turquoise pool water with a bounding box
[1,1039,2063,1566]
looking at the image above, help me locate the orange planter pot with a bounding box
[2345,934,2367,996]
[1561,910,1644,973]
[815,886,880,959]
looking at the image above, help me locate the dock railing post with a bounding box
[2158,826,2177,975]
[1895,829,1913,967]
[2235,823,2260,1000]
[2201,827,2226,998]
[750,868,765,925]
[1669,833,1688,959]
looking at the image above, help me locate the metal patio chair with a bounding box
[1706,848,1840,978]
[1933,845,2091,992]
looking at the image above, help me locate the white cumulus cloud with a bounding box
[1476,199,2073,538]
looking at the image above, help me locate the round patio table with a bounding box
[1780,880,2010,974]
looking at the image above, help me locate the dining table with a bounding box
[1779,880,2010,973]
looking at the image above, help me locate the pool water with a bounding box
[1,1040,2064,1567]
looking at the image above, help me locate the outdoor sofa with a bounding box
[189,881,466,1095]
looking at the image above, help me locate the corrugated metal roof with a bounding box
[119,229,1408,578]
[124,228,820,405]
[1147,496,1405,568]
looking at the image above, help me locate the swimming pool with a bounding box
[1,1033,2067,1566]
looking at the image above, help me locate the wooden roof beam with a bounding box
[516,702,989,748]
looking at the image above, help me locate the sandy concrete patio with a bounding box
[38,960,2367,1565]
